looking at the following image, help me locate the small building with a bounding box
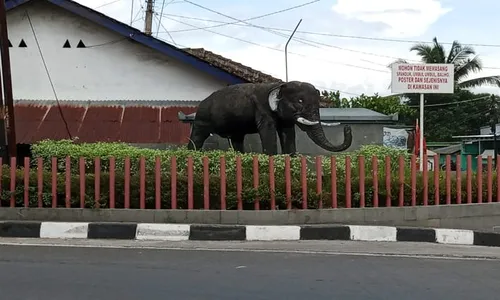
[6,0,280,102]
[432,144,461,167]
[448,121,500,171]
[5,0,281,156]
[451,134,498,171]
[179,108,407,154]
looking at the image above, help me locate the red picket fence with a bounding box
[0,154,499,210]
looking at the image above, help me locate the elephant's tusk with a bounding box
[320,122,341,126]
[296,117,319,126]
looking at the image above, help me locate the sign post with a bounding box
[419,93,424,171]
[391,63,455,171]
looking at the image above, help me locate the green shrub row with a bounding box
[31,140,411,178]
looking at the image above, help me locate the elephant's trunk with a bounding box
[297,117,352,152]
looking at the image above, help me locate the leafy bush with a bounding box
[7,139,488,209]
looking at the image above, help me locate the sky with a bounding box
[77,0,500,98]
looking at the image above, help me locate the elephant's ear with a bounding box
[268,85,282,111]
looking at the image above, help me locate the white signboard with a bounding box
[391,63,454,94]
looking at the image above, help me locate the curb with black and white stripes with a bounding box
[0,221,499,247]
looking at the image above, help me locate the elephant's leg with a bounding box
[257,121,278,155]
[277,126,296,155]
[187,123,210,151]
[230,135,245,153]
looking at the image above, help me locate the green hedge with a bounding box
[31,140,410,176]
[0,140,487,209]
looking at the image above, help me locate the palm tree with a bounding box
[391,37,500,89]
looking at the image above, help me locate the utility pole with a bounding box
[0,43,6,162]
[284,19,302,82]
[0,0,17,160]
[144,0,154,36]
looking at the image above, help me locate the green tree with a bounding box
[421,90,491,141]
[320,90,350,108]
[320,88,491,142]
[320,90,415,121]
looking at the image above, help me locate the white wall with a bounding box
[6,1,228,101]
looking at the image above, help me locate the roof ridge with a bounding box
[182,48,283,83]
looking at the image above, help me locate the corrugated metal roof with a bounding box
[319,108,395,121]
[14,103,196,144]
[433,144,462,154]
[479,149,495,158]
[15,99,202,106]
[179,108,397,123]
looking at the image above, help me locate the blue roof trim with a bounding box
[6,0,247,85]
[6,0,31,9]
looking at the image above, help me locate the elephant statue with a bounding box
[187,80,353,155]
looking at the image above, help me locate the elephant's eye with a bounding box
[298,99,303,103]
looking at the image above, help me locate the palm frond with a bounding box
[410,44,436,63]
[455,56,483,82]
[432,37,447,62]
[446,41,476,64]
[446,41,460,63]
[458,75,500,89]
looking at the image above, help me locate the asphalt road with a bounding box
[1,242,499,300]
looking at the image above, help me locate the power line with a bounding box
[95,1,500,72]
[152,32,363,95]
[164,12,403,61]
[156,0,167,37]
[292,33,500,49]
[182,0,343,58]
[130,5,144,24]
[182,0,369,70]
[178,0,321,32]
[181,0,397,73]
[160,0,183,4]
[130,0,134,25]
[162,13,500,70]
[94,0,121,9]
[164,13,500,49]
[134,0,145,23]
[156,0,175,37]
[173,2,443,70]
[155,0,176,41]
[163,16,389,73]
[154,13,177,45]
[84,6,146,48]
[182,0,312,40]
[166,1,391,73]
[408,95,491,108]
